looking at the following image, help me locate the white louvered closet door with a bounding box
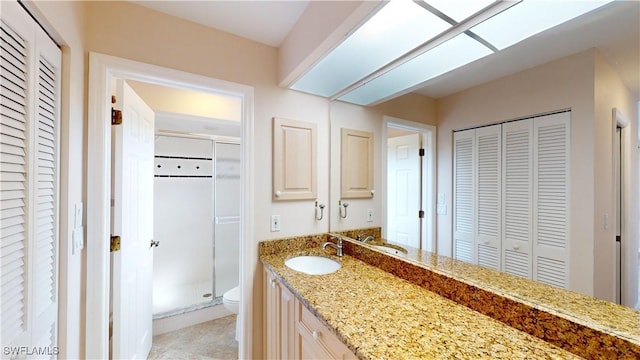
[475,125,501,271]
[502,119,533,279]
[1,1,61,355]
[453,130,475,263]
[533,112,570,289]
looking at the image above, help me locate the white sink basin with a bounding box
[285,256,341,275]
[373,245,407,256]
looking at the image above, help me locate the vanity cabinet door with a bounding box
[295,299,357,360]
[264,267,280,359]
[264,266,295,359]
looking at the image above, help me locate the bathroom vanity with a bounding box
[260,231,640,359]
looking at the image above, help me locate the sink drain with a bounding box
[202,293,212,298]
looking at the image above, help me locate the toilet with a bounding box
[222,286,240,341]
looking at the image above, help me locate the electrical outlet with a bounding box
[437,192,445,205]
[437,204,447,215]
[367,208,373,222]
[270,215,281,232]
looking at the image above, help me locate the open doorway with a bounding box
[86,53,254,359]
[383,116,436,252]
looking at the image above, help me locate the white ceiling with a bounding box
[132,0,309,47]
[132,0,639,100]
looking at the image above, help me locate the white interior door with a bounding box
[111,80,155,359]
[387,133,420,247]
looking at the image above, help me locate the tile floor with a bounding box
[148,315,238,359]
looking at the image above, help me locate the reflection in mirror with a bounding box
[385,117,435,253]
[328,101,382,233]
[340,128,374,199]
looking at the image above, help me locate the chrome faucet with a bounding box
[356,234,375,244]
[322,236,343,257]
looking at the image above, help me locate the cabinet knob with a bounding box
[275,190,281,197]
[483,240,490,245]
[270,279,276,288]
[312,330,318,340]
[513,245,520,251]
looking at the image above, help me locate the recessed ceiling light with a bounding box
[338,33,493,105]
[290,0,451,97]
[471,0,615,50]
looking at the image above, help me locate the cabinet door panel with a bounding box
[341,128,374,199]
[272,117,317,200]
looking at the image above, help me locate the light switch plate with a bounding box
[367,208,373,222]
[437,193,445,205]
[74,202,83,228]
[270,215,281,232]
[72,226,84,254]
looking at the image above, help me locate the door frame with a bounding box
[86,52,255,358]
[382,116,436,252]
[612,107,638,307]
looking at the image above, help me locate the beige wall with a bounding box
[28,0,87,358]
[436,50,596,296]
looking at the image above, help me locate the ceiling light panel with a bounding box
[290,0,451,97]
[424,0,497,22]
[339,33,493,105]
[471,0,615,50]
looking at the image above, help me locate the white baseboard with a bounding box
[152,304,232,336]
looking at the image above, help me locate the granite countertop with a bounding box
[260,235,584,359]
[375,239,640,348]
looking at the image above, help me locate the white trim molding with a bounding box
[86,52,254,359]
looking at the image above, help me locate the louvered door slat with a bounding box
[533,113,570,289]
[1,115,27,132]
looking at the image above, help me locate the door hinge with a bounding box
[111,108,122,125]
[418,210,425,218]
[419,148,425,157]
[110,235,121,252]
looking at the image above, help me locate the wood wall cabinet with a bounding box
[453,112,570,289]
[272,117,317,201]
[341,128,374,199]
[264,266,357,359]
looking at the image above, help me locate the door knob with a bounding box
[150,239,160,248]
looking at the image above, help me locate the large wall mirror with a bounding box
[327,99,437,253]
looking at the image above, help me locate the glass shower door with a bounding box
[213,142,241,297]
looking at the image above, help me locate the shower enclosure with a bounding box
[152,135,240,316]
